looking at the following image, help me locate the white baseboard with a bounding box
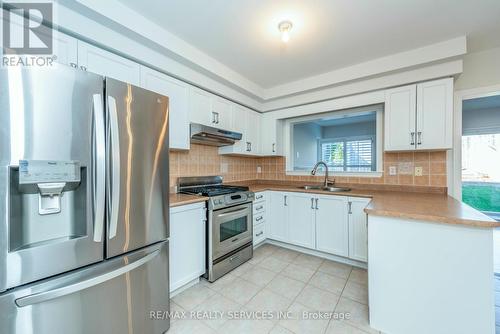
[263,239,367,269]
[170,277,200,298]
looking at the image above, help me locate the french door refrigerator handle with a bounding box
[15,249,160,307]
[108,96,120,239]
[92,94,105,242]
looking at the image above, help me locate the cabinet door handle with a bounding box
[80,65,87,71]
[215,112,220,124]
[417,131,422,145]
[348,201,352,214]
[249,142,252,151]
[70,62,77,68]
[246,142,251,152]
[256,231,264,237]
[311,198,314,209]
[315,198,319,210]
[272,143,276,153]
[410,132,415,145]
[284,195,288,206]
[211,111,216,124]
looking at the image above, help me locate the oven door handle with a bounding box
[216,207,249,218]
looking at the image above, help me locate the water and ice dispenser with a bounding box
[9,160,87,251]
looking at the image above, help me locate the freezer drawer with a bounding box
[0,241,170,334]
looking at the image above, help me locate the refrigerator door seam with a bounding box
[92,94,106,242]
[107,95,120,239]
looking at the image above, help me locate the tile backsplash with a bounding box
[169,144,258,192]
[169,144,447,192]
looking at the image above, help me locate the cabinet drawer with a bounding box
[253,212,265,226]
[253,203,265,215]
[253,223,265,245]
[254,192,266,203]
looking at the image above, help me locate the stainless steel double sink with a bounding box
[298,185,351,192]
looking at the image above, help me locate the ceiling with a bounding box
[118,0,500,89]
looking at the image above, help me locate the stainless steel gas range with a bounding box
[178,176,254,282]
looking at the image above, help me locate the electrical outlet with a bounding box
[389,166,397,176]
[415,166,423,177]
[257,166,262,173]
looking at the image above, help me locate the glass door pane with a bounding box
[220,217,248,242]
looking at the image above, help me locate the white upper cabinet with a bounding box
[246,110,261,155]
[189,87,213,126]
[188,87,233,130]
[384,84,417,151]
[260,114,281,156]
[51,30,78,67]
[315,195,349,257]
[384,78,453,151]
[219,105,261,156]
[77,41,141,86]
[348,197,370,262]
[212,97,233,130]
[287,193,316,249]
[140,66,190,150]
[416,78,453,150]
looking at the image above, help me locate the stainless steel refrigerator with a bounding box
[0,65,170,334]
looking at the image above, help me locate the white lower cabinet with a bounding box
[253,223,266,245]
[316,195,349,257]
[266,191,368,262]
[253,192,267,246]
[348,197,370,262]
[169,202,206,292]
[267,192,289,242]
[288,193,316,249]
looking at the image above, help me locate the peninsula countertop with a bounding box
[229,181,498,228]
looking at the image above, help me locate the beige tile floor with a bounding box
[169,244,380,334]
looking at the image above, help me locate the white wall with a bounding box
[292,123,321,169]
[455,46,500,91]
[321,121,376,139]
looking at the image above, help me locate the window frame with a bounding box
[285,104,384,177]
[318,135,376,172]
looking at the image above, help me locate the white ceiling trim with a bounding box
[263,36,467,100]
[74,0,467,104]
[74,0,266,97]
[262,60,463,111]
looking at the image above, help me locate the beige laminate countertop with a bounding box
[239,182,499,228]
[170,193,207,207]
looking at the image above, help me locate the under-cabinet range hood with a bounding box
[190,123,242,146]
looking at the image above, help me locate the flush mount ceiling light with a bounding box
[278,20,293,43]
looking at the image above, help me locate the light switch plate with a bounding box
[257,166,262,173]
[389,166,397,176]
[415,166,423,176]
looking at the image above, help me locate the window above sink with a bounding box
[284,104,384,176]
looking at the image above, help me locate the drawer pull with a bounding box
[255,216,263,221]
[256,195,264,200]
[255,231,264,237]
[255,205,264,210]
